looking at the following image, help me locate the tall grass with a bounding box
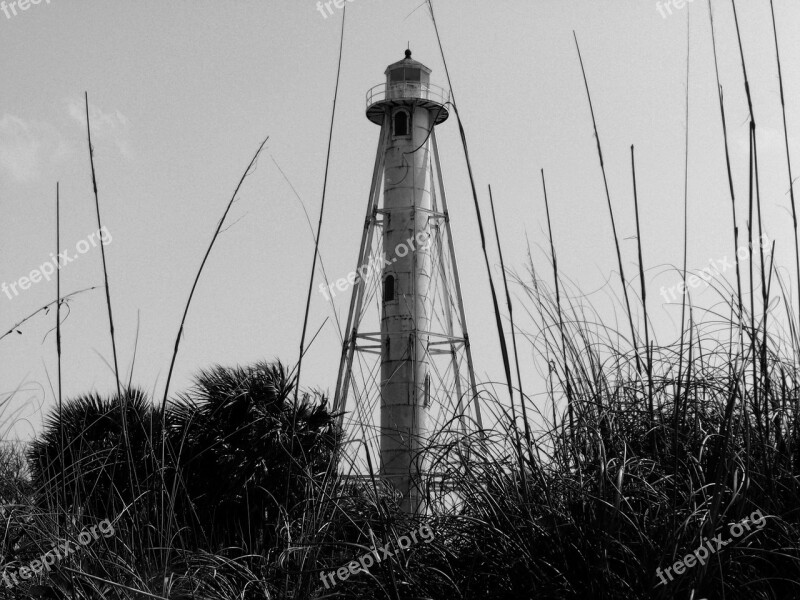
[2,3,800,598]
[8,262,799,598]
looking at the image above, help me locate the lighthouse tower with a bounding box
[333,51,481,513]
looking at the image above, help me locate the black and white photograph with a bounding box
[2,1,800,598]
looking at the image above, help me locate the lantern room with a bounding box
[365,49,450,126]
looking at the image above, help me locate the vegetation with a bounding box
[3,3,800,598]
[4,271,800,599]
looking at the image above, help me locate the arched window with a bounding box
[383,274,395,302]
[393,110,410,137]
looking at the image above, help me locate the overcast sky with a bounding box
[2,0,799,440]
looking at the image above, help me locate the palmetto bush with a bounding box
[167,361,342,552]
[13,361,341,598]
[27,388,161,520]
[25,361,340,555]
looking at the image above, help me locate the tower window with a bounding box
[393,110,410,137]
[383,275,395,302]
[390,68,421,83]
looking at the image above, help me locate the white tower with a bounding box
[333,51,481,513]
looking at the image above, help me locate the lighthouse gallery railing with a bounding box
[366,81,451,109]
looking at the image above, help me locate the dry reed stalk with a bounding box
[573,32,642,376]
[84,92,122,400]
[487,184,533,490]
[630,147,655,430]
[294,5,347,403]
[768,0,800,341]
[540,169,576,458]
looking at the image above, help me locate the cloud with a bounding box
[0,114,68,183]
[0,101,131,185]
[66,99,131,158]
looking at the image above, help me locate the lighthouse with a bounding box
[334,51,481,513]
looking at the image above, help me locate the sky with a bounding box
[1,0,799,441]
